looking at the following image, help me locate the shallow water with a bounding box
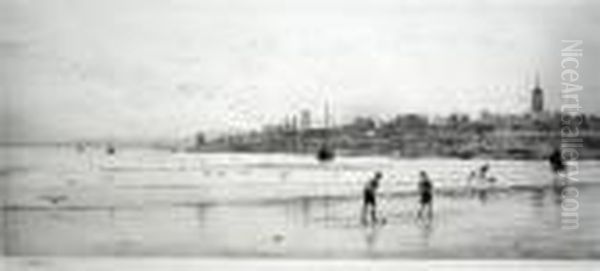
[2,146,600,258]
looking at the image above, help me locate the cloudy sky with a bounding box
[1,0,599,142]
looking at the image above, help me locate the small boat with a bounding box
[317,144,335,162]
[106,145,116,155]
[316,100,336,162]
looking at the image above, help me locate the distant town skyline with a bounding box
[2,0,599,142]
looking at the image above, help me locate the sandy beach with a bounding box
[2,146,600,258]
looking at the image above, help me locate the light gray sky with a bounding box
[1,0,599,142]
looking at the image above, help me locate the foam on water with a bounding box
[2,146,600,208]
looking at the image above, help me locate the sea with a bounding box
[1,145,599,258]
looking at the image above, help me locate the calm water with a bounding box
[1,146,600,258]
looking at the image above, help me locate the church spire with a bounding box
[531,70,544,113]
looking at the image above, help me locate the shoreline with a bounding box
[184,148,600,161]
[3,142,600,161]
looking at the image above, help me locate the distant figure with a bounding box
[549,148,567,193]
[482,164,498,184]
[475,164,494,202]
[417,171,433,219]
[479,164,490,179]
[39,194,68,205]
[549,148,566,174]
[361,171,382,225]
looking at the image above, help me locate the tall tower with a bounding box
[531,72,544,113]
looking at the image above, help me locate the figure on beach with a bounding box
[361,171,382,225]
[548,148,567,194]
[417,171,433,219]
[473,163,499,201]
[549,148,566,173]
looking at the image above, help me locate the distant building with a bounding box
[300,110,312,130]
[532,73,544,113]
[195,133,206,146]
[291,115,298,131]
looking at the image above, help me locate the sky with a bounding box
[1,0,599,142]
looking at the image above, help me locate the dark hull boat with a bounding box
[316,100,335,162]
[317,144,335,162]
[106,145,116,155]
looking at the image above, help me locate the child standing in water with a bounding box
[417,171,433,219]
[361,171,382,225]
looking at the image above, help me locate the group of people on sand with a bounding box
[360,170,434,225]
[360,148,568,226]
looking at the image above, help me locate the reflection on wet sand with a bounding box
[5,184,600,257]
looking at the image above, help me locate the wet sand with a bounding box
[5,184,600,258]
